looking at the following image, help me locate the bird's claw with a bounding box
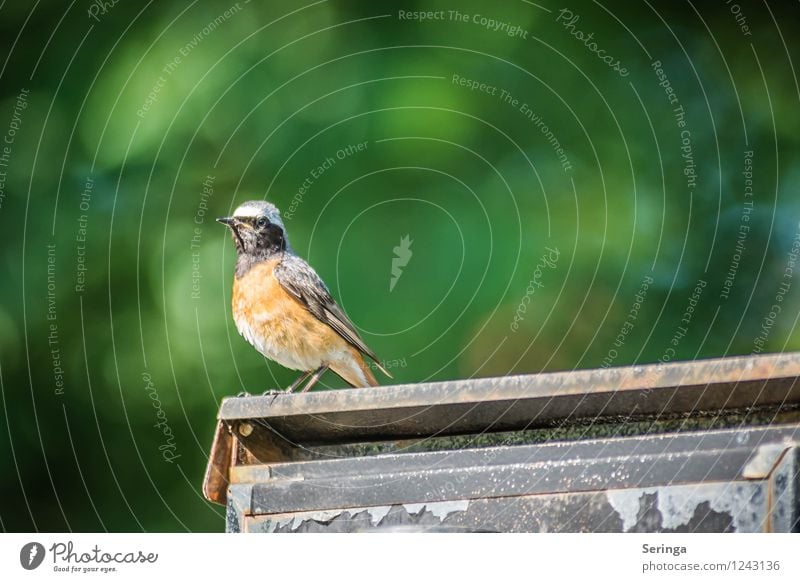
[235,391,252,398]
[262,388,287,405]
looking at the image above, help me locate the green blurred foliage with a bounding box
[0,0,799,531]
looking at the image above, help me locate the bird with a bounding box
[217,200,391,393]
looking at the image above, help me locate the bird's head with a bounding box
[217,200,290,260]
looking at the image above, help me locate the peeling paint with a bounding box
[607,483,767,532]
[401,500,470,521]
[262,510,339,532]
[263,500,472,532]
[264,504,406,531]
[742,443,790,479]
[605,492,636,532]
[366,505,392,526]
[403,503,426,516]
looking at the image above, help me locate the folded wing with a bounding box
[274,255,391,378]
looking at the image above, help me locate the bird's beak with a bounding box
[216,216,237,227]
[218,216,247,249]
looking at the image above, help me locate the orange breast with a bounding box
[232,259,350,371]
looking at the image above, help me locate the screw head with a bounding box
[238,422,254,437]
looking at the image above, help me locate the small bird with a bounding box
[217,200,391,393]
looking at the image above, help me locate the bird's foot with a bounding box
[262,388,286,405]
[235,391,252,398]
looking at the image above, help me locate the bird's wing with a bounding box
[274,256,391,376]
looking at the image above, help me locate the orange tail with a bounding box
[331,350,379,387]
[359,361,379,387]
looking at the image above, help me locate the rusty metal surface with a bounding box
[218,352,800,446]
[207,352,800,527]
[202,420,233,505]
[230,423,800,533]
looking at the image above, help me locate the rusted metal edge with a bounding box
[217,352,800,446]
[202,420,234,505]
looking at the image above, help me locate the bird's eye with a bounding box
[256,217,268,229]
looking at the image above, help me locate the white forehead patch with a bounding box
[233,200,284,227]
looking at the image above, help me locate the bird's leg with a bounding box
[284,370,312,394]
[301,364,329,393]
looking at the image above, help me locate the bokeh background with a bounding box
[1,0,799,531]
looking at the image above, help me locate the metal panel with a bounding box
[219,352,800,447]
[230,425,799,533]
[206,352,800,532]
[242,484,769,533]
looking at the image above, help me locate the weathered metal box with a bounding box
[204,353,800,532]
